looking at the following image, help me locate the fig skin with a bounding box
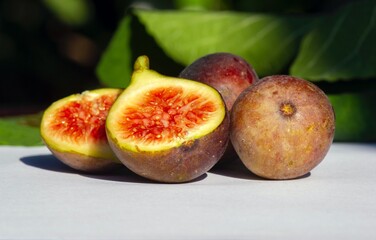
[47,147,121,173]
[231,75,335,180]
[179,52,258,110]
[107,112,229,183]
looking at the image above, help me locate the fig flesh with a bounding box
[231,75,335,179]
[40,88,123,172]
[106,56,230,183]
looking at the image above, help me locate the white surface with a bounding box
[0,143,375,239]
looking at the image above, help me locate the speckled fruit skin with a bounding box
[179,52,258,110]
[231,75,335,179]
[108,114,229,183]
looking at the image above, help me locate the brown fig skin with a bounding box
[179,52,258,110]
[231,75,335,180]
[107,112,230,183]
[47,147,121,173]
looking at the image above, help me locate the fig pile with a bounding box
[40,53,335,182]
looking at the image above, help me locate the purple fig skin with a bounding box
[231,75,335,180]
[47,147,121,173]
[107,112,230,183]
[179,52,258,110]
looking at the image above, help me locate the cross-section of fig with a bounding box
[40,88,123,172]
[106,56,230,183]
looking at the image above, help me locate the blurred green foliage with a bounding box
[0,0,374,145]
[0,0,355,113]
[42,0,92,26]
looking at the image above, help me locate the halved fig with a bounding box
[106,56,230,183]
[40,88,123,172]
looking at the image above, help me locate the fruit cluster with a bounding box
[40,53,335,182]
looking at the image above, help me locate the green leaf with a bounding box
[316,79,376,142]
[0,113,43,146]
[96,9,313,87]
[175,0,230,10]
[290,0,376,81]
[96,16,133,88]
[135,9,312,77]
[329,90,376,142]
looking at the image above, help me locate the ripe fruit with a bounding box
[40,88,123,172]
[179,52,258,110]
[106,56,230,183]
[231,75,335,179]
[180,53,258,162]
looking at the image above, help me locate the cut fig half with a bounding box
[40,88,123,172]
[106,56,230,183]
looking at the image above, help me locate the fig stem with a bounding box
[134,55,150,72]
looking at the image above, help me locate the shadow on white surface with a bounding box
[209,157,263,180]
[19,154,207,184]
[210,156,311,181]
[20,154,76,173]
[19,153,312,183]
[84,168,208,184]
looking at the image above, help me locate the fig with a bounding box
[106,56,230,183]
[231,75,335,179]
[179,52,259,162]
[179,52,258,110]
[40,88,123,172]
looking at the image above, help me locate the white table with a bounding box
[0,143,375,239]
